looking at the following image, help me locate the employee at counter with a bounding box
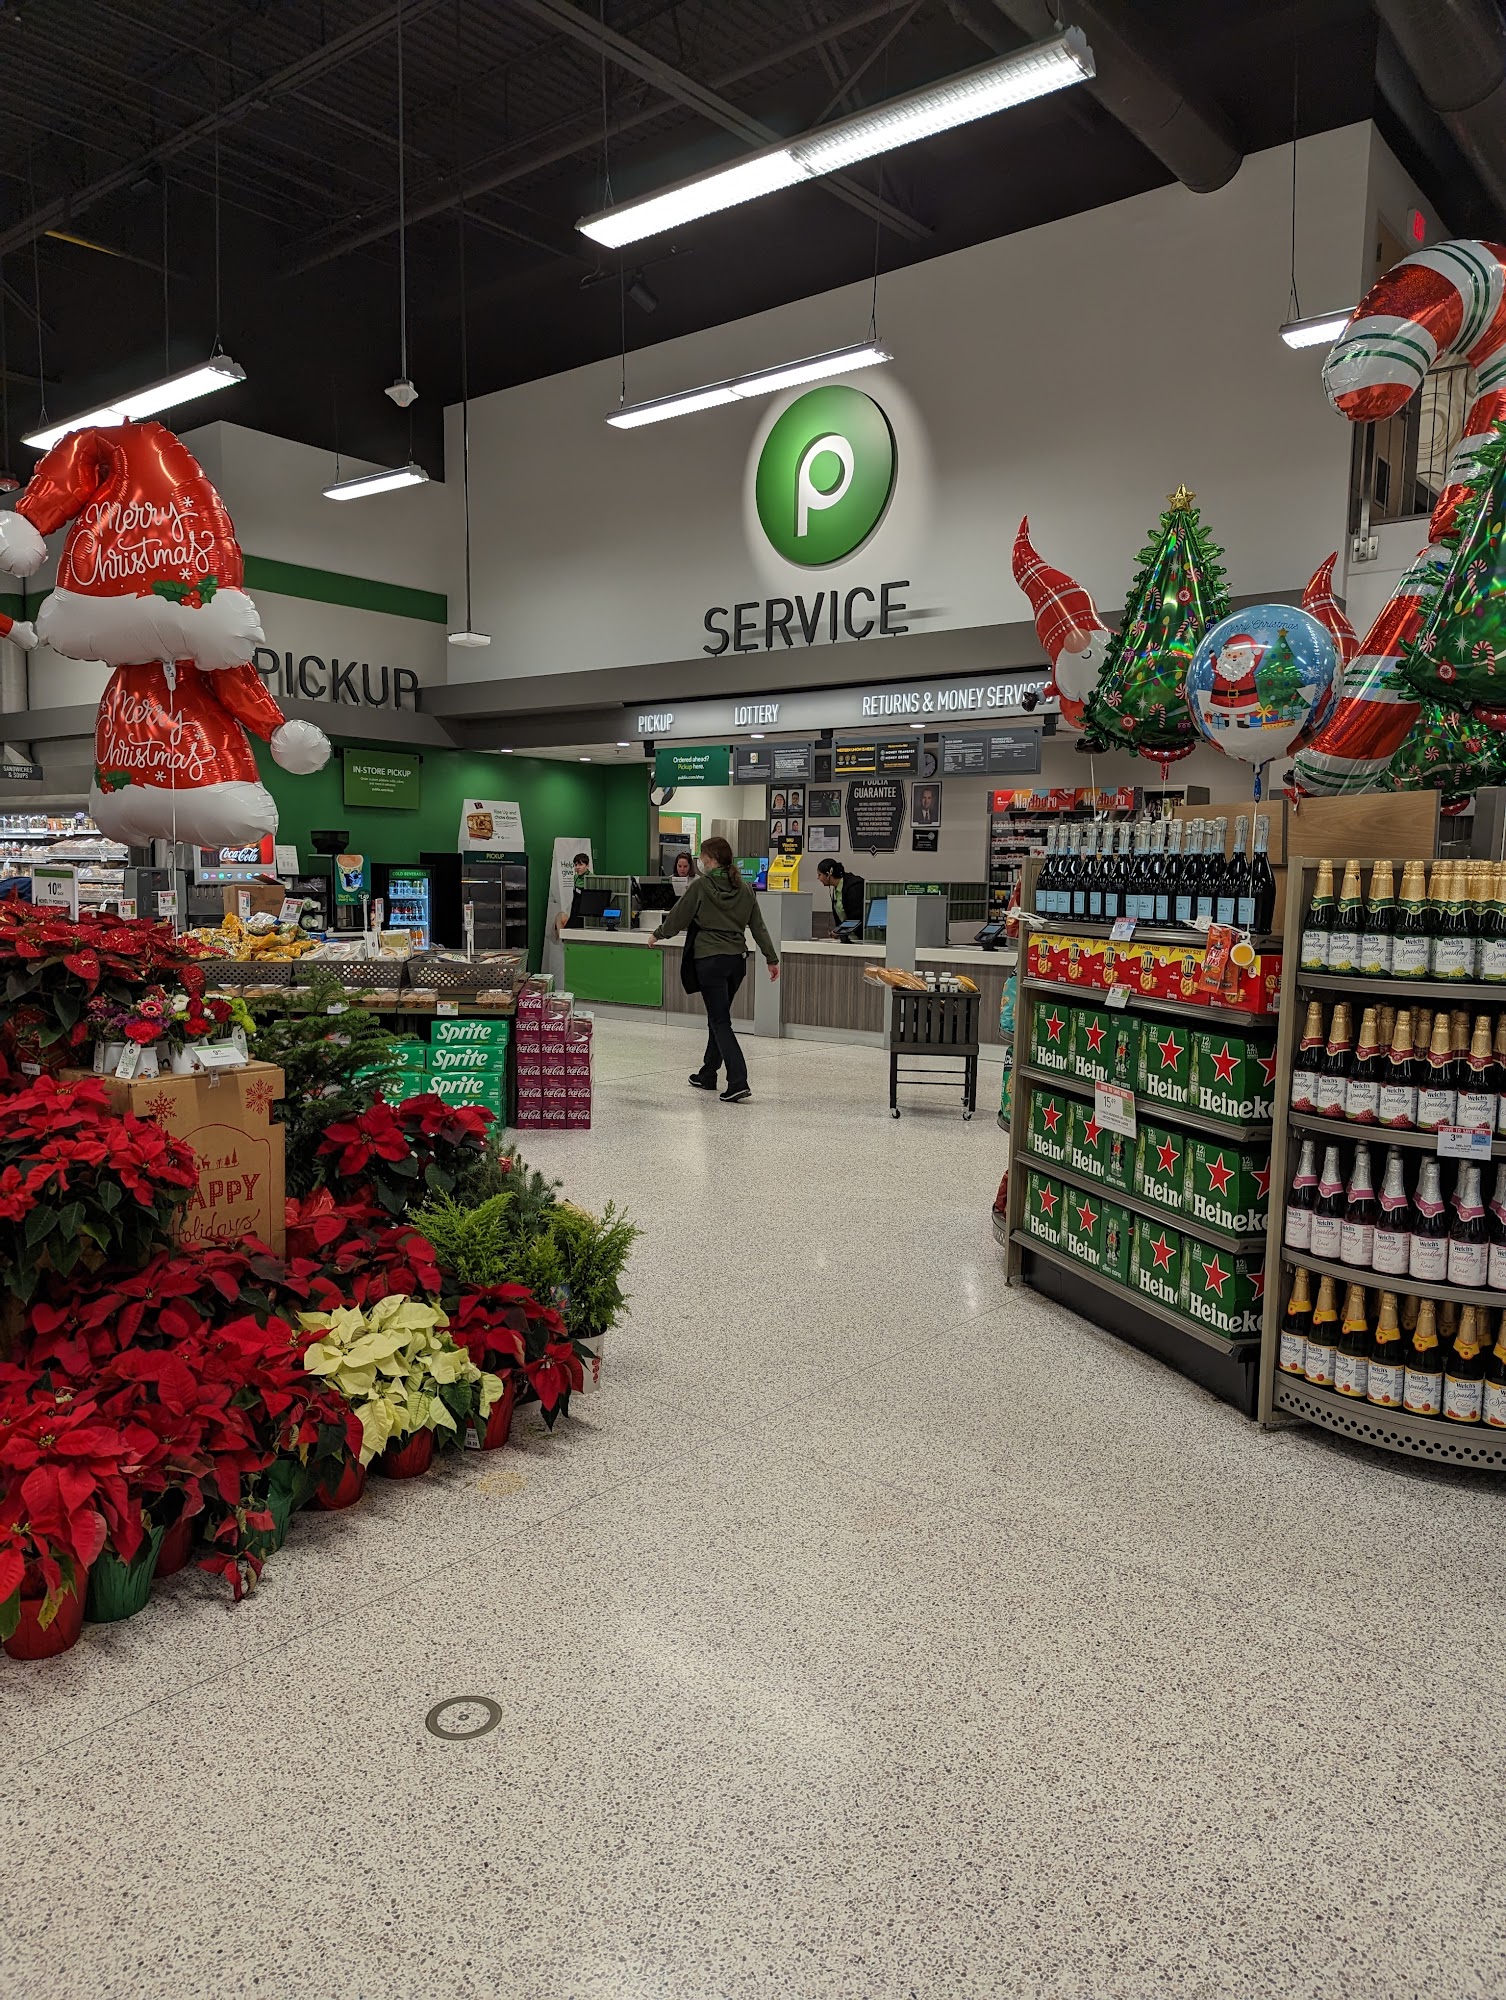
[555,852,592,934]
[817,859,865,941]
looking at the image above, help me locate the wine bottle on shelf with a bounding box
[1377,1003,1398,1073]
[1481,861,1506,984]
[1290,1000,1327,1114]
[1378,1010,1420,1130]
[1284,1137,1320,1252]
[1441,1298,1461,1349]
[1340,1143,1378,1268]
[1329,859,1364,976]
[1303,1273,1340,1387]
[1070,825,1089,919]
[1150,820,1171,925]
[1391,859,1432,981]
[1448,1162,1490,1288]
[1444,1305,1487,1424]
[1457,1015,1496,1133]
[1372,1147,1412,1277]
[1197,820,1226,926]
[1414,1007,1435,1069]
[1217,816,1247,928]
[1484,1313,1506,1428]
[1403,1297,1445,1416]
[1313,1003,1354,1119]
[1488,1163,1506,1293]
[1409,1158,1450,1282]
[1334,1283,1372,1400]
[1344,1008,1384,1125]
[1085,823,1104,922]
[1309,1142,1347,1262]
[1450,1009,1471,1090]
[1468,861,1492,976]
[1401,1292,1419,1337]
[1359,859,1396,978]
[1366,1292,1407,1409]
[1430,860,1473,981]
[1162,818,1184,925]
[1300,857,1335,973]
[1174,820,1201,926]
[1279,1266,1314,1377]
[1416,1012,1458,1133]
[1245,814,1275,932]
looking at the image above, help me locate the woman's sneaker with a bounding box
[720,1085,751,1104]
[689,1074,718,1090]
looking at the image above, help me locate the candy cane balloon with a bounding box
[1301,553,1357,665]
[1294,240,1506,794]
[1011,517,1111,730]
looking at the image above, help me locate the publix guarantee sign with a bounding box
[704,383,908,658]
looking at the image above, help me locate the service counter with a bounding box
[561,932,753,1020]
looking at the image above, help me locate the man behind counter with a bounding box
[817,859,865,941]
[556,851,592,933]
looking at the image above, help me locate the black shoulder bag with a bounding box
[679,916,702,993]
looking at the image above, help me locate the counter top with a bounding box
[780,939,885,960]
[566,929,680,947]
[919,946,1018,968]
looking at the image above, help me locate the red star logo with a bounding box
[1155,1029,1183,1071]
[1251,1269,1265,1300]
[1253,1164,1271,1199]
[1075,1198,1098,1232]
[1085,1021,1106,1053]
[1156,1138,1180,1175]
[1210,1041,1239,1083]
[1044,1010,1065,1042]
[1041,1102,1062,1133]
[1150,1231,1175,1271]
[1205,1154,1234,1196]
[1256,1051,1279,1087]
[1083,1118,1102,1144]
[1038,1184,1059,1217]
[1200,1253,1229,1296]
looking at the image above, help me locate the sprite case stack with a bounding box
[427,1018,510,1117]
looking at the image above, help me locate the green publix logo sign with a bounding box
[703,383,909,658]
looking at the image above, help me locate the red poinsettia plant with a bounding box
[0,903,206,1070]
[0,1075,199,1304]
[315,1093,494,1217]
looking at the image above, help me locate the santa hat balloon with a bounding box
[0,420,329,847]
[1011,517,1110,730]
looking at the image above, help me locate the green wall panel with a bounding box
[563,939,663,1006]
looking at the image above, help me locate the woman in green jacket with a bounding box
[652,837,779,1103]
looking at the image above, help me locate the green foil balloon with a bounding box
[1403,428,1506,717]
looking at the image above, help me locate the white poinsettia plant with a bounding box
[299,1294,505,1464]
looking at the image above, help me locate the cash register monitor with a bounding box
[864,897,889,935]
[634,879,678,912]
[575,888,615,925]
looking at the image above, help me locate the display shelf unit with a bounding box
[1017,1062,1271,1144]
[1035,920,1282,953]
[1258,854,1506,1465]
[1002,858,1271,1418]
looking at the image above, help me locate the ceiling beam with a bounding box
[0,0,449,260]
[505,0,929,242]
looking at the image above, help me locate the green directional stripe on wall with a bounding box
[242,555,448,624]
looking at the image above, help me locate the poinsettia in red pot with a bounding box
[312,1456,366,1509]
[4,1555,89,1660]
[315,1094,494,1219]
[376,1430,434,1479]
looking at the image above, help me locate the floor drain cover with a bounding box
[425,1696,503,1741]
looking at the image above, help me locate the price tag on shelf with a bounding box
[1437,1125,1492,1160]
[1094,1080,1137,1138]
[437,1000,459,1017]
[325,1002,347,1017]
[1109,916,1136,941]
[156,889,178,919]
[1106,986,1131,1010]
[278,897,304,924]
[115,897,137,920]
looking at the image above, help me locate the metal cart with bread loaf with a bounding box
[866,967,980,1119]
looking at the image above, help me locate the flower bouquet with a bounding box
[0,904,205,1075]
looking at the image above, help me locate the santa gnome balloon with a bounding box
[0,420,329,845]
[1011,517,1110,729]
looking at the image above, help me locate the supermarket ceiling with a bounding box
[0,0,1497,475]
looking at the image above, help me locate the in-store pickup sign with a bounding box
[654,745,730,787]
[342,747,422,809]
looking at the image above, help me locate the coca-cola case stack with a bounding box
[514,987,594,1130]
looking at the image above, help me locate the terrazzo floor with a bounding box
[4,1015,1506,1999]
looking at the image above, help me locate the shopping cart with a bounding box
[888,988,979,1119]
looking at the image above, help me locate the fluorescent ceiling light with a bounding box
[1280,308,1353,350]
[447,629,491,648]
[322,461,430,501]
[24,355,246,449]
[578,30,1093,250]
[607,341,890,429]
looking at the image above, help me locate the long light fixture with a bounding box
[1279,307,1354,350]
[23,355,246,450]
[322,461,430,501]
[578,30,1093,250]
[607,339,890,430]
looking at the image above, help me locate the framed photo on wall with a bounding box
[808,823,840,853]
[787,816,803,839]
[769,817,787,840]
[912,781,942,829]
[786,786,805,815]
[807,787,842,819]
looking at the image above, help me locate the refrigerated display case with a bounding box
[422,852,530,955]
[374,863,433,949]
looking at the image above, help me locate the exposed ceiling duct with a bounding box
[956,0,1240,192]
[1372,0,1506,222]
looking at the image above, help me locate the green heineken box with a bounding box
[431,1017,512,1048]
[1181,1136,1270,1237]
[1060,1181,1108,1265]
[1028,1086,1069,1165]
[1134,1120,1187,1214]
[1065,1098,1109,1181]
[1071,1008,1140,1088]
[1028,997,1073,1074]
[1135,1016,1192,1109]
[1180,1235,1263,1338]
[1188,1028,1278,1125]
[1099,1199,1131,1285]
[1101,1125,1133,1194]
[1129,1213,1187,1316]
[1021,1169,1063,1246]
[428,1073,506,1111]
[428,1044,511,1074]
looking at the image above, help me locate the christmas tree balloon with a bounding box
[1082,486,1230,769]
[1379,693,1506,796]
[1402,425,1506,724]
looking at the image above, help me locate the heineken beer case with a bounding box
[1181,1235,1263,1338]
[1070,1009,1139,1087]
[1060,1182,1107,1266]
[1189,1028,1278,1124]
[1134,1120,1187,1214]
[1181,1136,1271,1237]
[1129,1214,1187,1315]
[1028,1087,1070,1165]
[1065,1098,1110,1180]
[1029,998,1074,1074]
[1099,1200,1131,1285]
[1135,1017,1192,1108]
[1022,1170,1064,1246]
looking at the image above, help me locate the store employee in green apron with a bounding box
[817,860,865,941]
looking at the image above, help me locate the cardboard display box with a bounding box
[1021,1170,1063,1247]
[1181,1235,1264,1339]
[1181,1134,1271,1237]
[74,1060,286,1254]
[1028,1087,1070,1165]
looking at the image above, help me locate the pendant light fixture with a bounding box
[578,30,1094,250]
[606,339,891,429]
[448,2,489,649]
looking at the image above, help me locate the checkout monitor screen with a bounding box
[635,880,679,912]
[865,898,889,934]
[193,837,276,884]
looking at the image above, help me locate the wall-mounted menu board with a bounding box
[834,738,920,776]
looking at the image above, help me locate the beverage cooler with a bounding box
[373,863,433,949]
[422,852,530,954]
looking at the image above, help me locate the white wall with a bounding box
[447,125,1377,688]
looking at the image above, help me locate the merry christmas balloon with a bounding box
[1187,604,1337,790]
[1082,485,1230,770]
[0,420,329,847]
[1011,517,1110,730]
